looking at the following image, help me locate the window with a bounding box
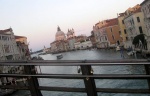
[110,28,113,32]
[119,31,121,35]
[112,35,115,40]
[124,29,127,34]
[4,45,10,53]
[105,36,107,40]
[139,26,143,34]
[126,37,128,40]
[122,20,124,24]
[137,17,140,22]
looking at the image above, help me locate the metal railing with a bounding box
[0,59,150,96]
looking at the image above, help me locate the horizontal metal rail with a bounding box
[0,74,150,79]
[0,59,149,66]
[1,85,150,94]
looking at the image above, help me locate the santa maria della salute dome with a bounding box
[55,26,66,41]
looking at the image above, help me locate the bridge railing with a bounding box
[0,59,150,96]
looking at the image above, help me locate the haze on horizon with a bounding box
[0,0,144,51]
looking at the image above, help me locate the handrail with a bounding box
[0,59,149,66]
[0,60,150,96]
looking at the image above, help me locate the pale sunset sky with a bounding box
[0,0,144,51]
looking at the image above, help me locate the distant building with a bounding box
[51,26,68,53]
[67,28,76,50]
[55,26,66,41]
[67,29,75,39]
[74,35,92,50]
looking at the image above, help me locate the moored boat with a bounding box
[57,54,63,59]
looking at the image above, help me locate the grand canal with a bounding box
[12,49,149,96]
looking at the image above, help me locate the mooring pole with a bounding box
[24,65,42,96]
[80,60,97,96]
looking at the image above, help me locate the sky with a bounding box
[0,0,144,51]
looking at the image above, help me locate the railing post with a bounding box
[24,65,42,96]
[81,64,97,96]
[144,64,150,89]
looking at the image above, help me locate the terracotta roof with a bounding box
[133,7,141,13]
[15,35,27,39]
[101,18,118,28]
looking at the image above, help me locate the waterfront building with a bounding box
[74,40,93,50]
[93,18,122,48]
[50,41,58,53]
[105,18,122,47]
[117,13,128,48]
[15,36,30,60]
[93,20,109,48]
[67,37,76,51]
[123,4,147,49]
[51,26,68,53]
[0,28,29,84]
[141,0,150,52]
[74,35,93,50]
[15,35,27,45]
[0,28,20,60]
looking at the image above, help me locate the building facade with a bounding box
[51,26,69,53]
[93,18,122,48]
[124,4,147,49]
[118,13,128,47]
[141,0,150,51]
[0,28,20,60]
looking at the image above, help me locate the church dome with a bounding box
[55,26,66,41]
[56,31,65,37]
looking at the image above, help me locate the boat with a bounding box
[127,51,134,56]
[57,54,63,59]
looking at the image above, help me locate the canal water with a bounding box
[11,49,150,96]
